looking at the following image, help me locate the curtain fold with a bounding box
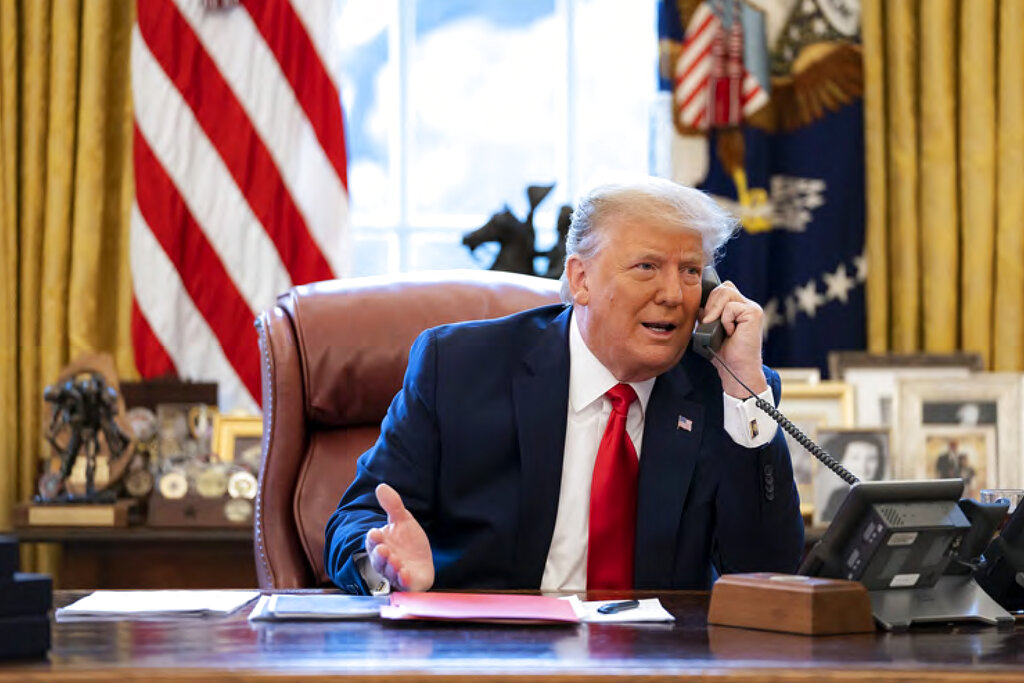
[918,0,957,352]
[864,0,1024,369]
[993,0,1024,370]
[958,0,997,366]
[884,0,920,353]
[0,0,136,577]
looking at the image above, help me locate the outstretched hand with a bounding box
[365,483,435,592]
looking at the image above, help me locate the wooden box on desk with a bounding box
[147,493,251,528]
[14,500,136,528]
[708,573,874,635]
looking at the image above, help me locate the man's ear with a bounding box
[565,255,589,306]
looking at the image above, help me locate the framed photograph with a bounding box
[921,426,996,502]
[812,428,891,526]
[212,414,263,468]
[894,374,1023,490]
[827,351,982,427]
[776,381,855,517]
[775,367,821,386]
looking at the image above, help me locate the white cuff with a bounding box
[722,386,778,448]
[354,552,391,595]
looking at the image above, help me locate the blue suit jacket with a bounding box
[324,304,804,593]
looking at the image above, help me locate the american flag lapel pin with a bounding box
[677,415,693,432]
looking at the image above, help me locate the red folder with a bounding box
[380,592,579,624]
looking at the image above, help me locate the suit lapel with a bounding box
[634,362,704,588]
[511,306,572,587]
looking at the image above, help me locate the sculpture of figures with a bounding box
[463,183,573,279]
[42,371,132,502]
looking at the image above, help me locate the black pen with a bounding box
[597,599,640,614]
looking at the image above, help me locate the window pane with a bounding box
[573,0,657,191]
[336,0,397,223]
[409,0,560,218]
[408,231,495,271]
[352,234,397,276]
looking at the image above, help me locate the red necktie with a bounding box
[587,383,638,590]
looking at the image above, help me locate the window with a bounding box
[335,0,658,275]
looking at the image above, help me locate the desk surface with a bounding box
[3,590,1024,681]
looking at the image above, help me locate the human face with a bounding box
[844,441,881,481]
[566,215,704,382]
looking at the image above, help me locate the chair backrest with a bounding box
[253,269,563,588]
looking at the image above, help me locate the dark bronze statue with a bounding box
[41,372,132,503]
[463,184,572,279]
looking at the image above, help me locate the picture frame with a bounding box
[211,414,263,467]
[920,426,996,503]
[894,374,1023,490]
[775,367,821,386]
[812,427,891,526]
[776,381,855,518]
[827,351,983,427]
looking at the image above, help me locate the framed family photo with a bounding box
[894,374,1023,491]
[826,351,982,427]
[921,426,996,502]
[811,427,890,526]
[776,381,854,518]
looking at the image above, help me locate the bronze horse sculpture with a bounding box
[462,184,572,279]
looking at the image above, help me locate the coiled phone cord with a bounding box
[708,348,861,487]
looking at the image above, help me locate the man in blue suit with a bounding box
[324,178,804,594]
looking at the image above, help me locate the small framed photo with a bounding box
[776,381,855,518]
[211,414,263,469]
[921,427,996,502]
[775,367,822,386]
[895,374,1023,489]
[827,351,982,427]
[812,427,890,526]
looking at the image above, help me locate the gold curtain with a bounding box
[0,0,136,570]
[863,0,1024,369]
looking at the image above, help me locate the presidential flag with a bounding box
[659,0,865,373]
[130,0,349,413]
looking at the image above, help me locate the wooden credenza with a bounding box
[11,527,257,589]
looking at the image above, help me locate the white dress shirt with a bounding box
[539,311,777,591]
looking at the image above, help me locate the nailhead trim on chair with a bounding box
[254,313,275,587]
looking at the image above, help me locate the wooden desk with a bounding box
[3,591,1024,681]
[12,528,257,589]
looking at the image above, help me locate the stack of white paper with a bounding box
[55,590,260,621]
[248,594,387,621]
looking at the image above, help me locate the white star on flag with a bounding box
[823,263,856,304]
[795,280,826,318]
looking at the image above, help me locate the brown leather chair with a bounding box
[253,269,563,588]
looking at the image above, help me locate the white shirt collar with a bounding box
[568,309,656,415]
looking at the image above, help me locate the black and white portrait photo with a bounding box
[813,429,890,526]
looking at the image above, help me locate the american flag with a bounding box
[130,0,349,413]
[673,1,768,131]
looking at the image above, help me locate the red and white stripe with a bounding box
[130,0,349,412]
[673,2,768,131]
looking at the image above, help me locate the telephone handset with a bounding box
[693,266,859,486]
[693,267,725,361]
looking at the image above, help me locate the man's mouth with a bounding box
[642,322,677,332]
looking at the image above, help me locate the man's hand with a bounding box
[365,483,435,592]
[700,280,767,398]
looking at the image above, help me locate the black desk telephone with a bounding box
[697,267,1019,627]
[693,266,858,486]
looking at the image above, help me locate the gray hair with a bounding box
[558,178,739,302]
